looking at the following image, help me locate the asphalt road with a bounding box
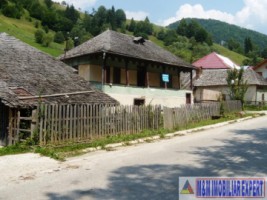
[1,115,267,200]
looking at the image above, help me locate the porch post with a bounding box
[102,52,106,88]
[125,59,129,86]
[163,66,167,89]
[177,70,181,89]
[190,70,193,90]
[146,70,150,88]
[145,65,150,88]
[31,109,37,138]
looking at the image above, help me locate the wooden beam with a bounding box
[102,52,107,87]
[18,91,94,100]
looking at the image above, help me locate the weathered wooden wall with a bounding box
[163,100,242,130]
[37,104,162,145]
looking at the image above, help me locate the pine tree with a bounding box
[177,18,187,36]
[128,18,136,32]
[244,37,253,54]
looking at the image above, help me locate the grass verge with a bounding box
[0,113,262,160]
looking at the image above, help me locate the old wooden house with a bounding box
[194,69,267,103]
[60,30,195,107]
[0,33,117,146]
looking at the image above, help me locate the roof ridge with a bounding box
[254,59,267,70]
[214,53,231,69]
[104,29,112,51]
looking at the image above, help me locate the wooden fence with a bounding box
[37,104,162,145]
[163,100,242,130]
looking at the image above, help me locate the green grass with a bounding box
[0,15,64,57]
[244,104,267,111]
[175,113,242,131]
[212,43,247,65]
[149,35,165,48]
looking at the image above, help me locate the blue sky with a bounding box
[53,0,267,35]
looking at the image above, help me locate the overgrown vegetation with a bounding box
[244,104,267,111]
[226,68,248,107]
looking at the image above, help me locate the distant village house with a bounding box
[193,52,267,103]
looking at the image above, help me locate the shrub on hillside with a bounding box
[35,29,45,44]
[2,4,22,19]
[42,33,53,47]
[54,31,65,44]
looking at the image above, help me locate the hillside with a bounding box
[168,18,267,51]
[0,15,64,56]
[0,14,246,65]
[0,1,247,65]
[212,43,247,65]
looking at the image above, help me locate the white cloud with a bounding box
[162,0,267,34]
[125,11,149,21]
[52,0,97,10]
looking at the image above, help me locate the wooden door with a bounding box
[0,102,9,146]
[137,67,146,87]
[186,93,191,104]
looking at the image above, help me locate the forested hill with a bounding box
[0,0,249,65]
[168,18,267,51]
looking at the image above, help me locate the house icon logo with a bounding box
[180,180,194,194]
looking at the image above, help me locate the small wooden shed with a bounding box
[0,33,118,146]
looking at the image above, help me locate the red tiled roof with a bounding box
[193,52,231,69]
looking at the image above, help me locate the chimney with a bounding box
[196,66,203,79]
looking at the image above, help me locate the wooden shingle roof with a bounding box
[194,69,267,87]
[0,33,118,107]
[60,30,194,69]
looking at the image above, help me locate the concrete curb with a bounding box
[82,115,260,154]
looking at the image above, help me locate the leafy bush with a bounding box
[2,4,22,19]
[42,33,53,47]
[54,31,65,44]
[65,38,74,51]
[35,29,45,44]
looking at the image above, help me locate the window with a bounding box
[257,72,263,76]
[134,98,145,106]
[137,67,146,87]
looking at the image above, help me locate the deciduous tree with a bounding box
[226,68,248,107]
